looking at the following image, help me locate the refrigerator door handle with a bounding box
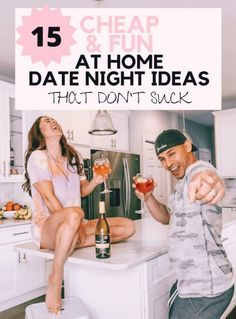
[121,158,126,215]
[123,158,129,217]
[125,158,131,217]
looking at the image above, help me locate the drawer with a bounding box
[146,253,175,290]
[0,224,32,245]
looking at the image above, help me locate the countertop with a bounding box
[0,218,31,228]
[14,211,236,270]
[16,216,169,270]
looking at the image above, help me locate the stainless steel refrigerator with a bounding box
[82,149,141,220]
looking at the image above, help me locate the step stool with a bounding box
[25,297,90,319]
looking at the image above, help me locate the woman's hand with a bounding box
[188,170,225,205]
[92,169,108,186]
[81,171,108,197]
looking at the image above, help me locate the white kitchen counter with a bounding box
[14,214,236,319]
[15,215,171,319]
[0,218,31,228]
[14,211,236,270]
[16,217,169,270]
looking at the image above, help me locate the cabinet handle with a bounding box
[70,130,74,141]
[3,160,6,177]
[13,231,30,236]
[111,139,116,148]
[66,130,70,140]
[18,252,28,264]
[21,253,28,264]
[7,161,10,177]
[222,237,229,242]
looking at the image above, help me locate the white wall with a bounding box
[178,115,215,165]
[0,183,33,208]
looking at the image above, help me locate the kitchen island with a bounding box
[14,212,236,319]
[16,216,176,319]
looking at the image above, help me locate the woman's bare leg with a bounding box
[77,217,135,248]
[40,207,84,314]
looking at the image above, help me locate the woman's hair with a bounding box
[22,116,84,195]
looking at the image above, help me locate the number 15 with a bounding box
[32,26,61,47]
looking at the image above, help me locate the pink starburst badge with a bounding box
[17,6,76,65]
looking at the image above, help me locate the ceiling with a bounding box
[0,0,236,126]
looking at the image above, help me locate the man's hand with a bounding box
[132,177,156,202]
[188,170,225,205]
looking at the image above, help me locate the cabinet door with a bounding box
[67,110,91,146]
[111,111,129,151]
[147,276,176,319]
[0,244,17,302]
[214,110,236,177]
[0,81,24,181]
[91,111,129,152]
[8,95,24,177]
[0,243,46,305]
[0,90,5,178]
[40,110,91,146]
[148,289,169,319]
[16,252,46,293]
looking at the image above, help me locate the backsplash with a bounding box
[0,183,33,208]
[222,179,236,207]
[1,178,235,210]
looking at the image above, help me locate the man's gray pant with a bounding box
[169,281,234,319]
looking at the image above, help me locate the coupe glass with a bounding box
[134,174,154,214]
[93,158,112,194]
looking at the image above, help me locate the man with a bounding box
[134,129,234,319]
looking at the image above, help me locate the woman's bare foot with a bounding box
[46,272,62,314]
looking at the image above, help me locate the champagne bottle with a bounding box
[95,201,110,259]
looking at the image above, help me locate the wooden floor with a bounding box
[0,295,45,319]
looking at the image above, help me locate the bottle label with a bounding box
[95,235,110,248]
[95,234,110,258]
[96,243,109,249]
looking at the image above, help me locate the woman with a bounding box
[22,116,135,314]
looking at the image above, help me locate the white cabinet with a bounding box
[145,254,176,319]
[65,252,175,319]
[0,223,46,312]
[222,221,236,308]
[0,80,25,182]
[90,111,129,152]
[148,281,173,319]
[25,110,129,152]
[45,110,91,146]
[213,108,236,177]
